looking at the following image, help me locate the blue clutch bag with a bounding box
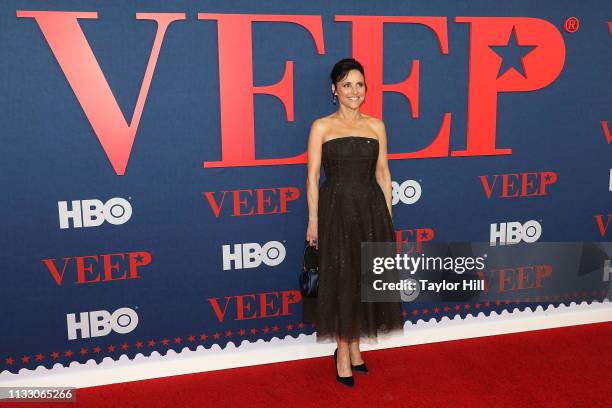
[299,242,319,298]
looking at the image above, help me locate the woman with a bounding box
[303,58,404,387]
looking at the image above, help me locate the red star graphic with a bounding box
[51,352,60,359]
[35,353,44,361]
[148,340,156,347]
[5,357,14,365]
[93,347,101,354]
[272,325,280,332]
[107,345,115,353]
[174,337,182,344]
[433,307,440,313]
[120,343,129,351]
[402,310,408,317]
[484,301,491,308]
[162,339,169,346]
[464,304,470,310]
[21,355,30,364]
[250,328,258,335]
[495,300,501,306]
[412,309,418,316]
[213,332,221,340]
[286,324,293,331]
[188,335,196,342]
[422,309,429,315]
[224,331,232,338]
[297,322,305,329]
[79,348,88,355]
[65,350,73,357]
[443,306,450,312]
[474,304,480,309]
[199,334,208,341]
[238,329,246,336]
[504,300,511,305]
[262,326,270,334]
[135,341,143,349]
[455,305,461,311]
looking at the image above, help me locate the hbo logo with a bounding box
[66,307,138,340]
[490,220,542,246]
[58,197,132,229]
[222,241,286,270]
[392,180,421,205]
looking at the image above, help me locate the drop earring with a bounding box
[332,94,338,105]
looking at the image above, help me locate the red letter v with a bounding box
[16,11,185,175]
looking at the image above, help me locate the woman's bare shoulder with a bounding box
[361,114,386,137]
[361,113,385,127]
[310,115,335,135]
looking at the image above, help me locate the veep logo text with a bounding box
[58,197,132,229]
[480,171,557,199]
[207,290,301,322]
[204,187,299,217]
[16,12,567,174]
[66,307,138,340]
[42,251,152,286]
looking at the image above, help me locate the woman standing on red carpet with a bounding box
[302,58,404,387]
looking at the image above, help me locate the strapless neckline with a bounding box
[322,136,379,146]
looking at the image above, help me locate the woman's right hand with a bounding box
[306,220,318,249]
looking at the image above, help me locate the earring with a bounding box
[332,94,338,105]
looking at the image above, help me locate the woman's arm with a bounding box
[374,120,393,219]
[306,119,325,246]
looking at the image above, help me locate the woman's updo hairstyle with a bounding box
[330,58,367,93]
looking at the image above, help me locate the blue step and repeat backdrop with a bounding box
[1,0,610,373]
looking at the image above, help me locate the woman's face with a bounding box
[333,69,366,109]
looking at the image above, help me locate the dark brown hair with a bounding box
[330,58,367,92]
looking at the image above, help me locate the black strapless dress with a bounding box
[303,136,404,344]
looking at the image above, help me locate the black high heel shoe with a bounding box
[334,348,354,387]
[351,361,369,374]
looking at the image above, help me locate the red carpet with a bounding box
[6,322,612,407]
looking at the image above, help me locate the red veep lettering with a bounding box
[203,187,300,217]
[479,175,499,199]
[41,251,152,285]
[602,121,612,144]
[203,191,229,218]
[207,290,301,322]
[336,15,452,159]
[594,214,612,237]
[395,228,435,254]
[454,17,565,157]
[480,171,558,198]
[199,14,325,168]
[41,257,71,286]
[208,297,233,322]
[128,251,152,277]
[16,11,185,175]
[76,255,101,283]
[236,294,258,320]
